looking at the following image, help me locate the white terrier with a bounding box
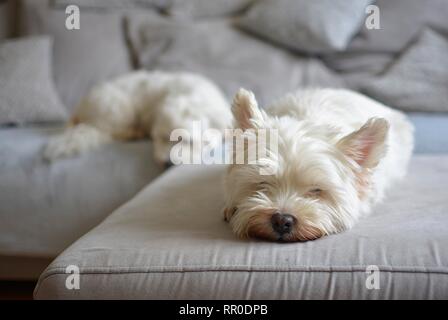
[224,88,414,242]
[44,70,232,166]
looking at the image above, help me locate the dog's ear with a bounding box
[337,118,389,169]
[232,88,265,130]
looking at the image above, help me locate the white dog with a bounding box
[44,70,232,166]
[224,88,414,242]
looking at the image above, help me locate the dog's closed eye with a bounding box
[257,181,271,189]
[306,188,323,197]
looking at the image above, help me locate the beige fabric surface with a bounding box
[0,125,163,258]
[35,155,448,299]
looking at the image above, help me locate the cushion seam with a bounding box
[35,266,448,298]
[43,264,448,271]
[35,267,448,298]
[39,266,448,282]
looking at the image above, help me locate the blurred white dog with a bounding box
[44,71,232,166]
[224,88,414,242]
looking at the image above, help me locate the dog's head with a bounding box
[224,89,389,242]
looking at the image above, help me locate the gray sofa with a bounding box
[34,157,448,299]
[1,0,448,298]
[0,126,162,277]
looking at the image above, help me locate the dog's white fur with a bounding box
[43,70,232,165]
[224,88,414,242]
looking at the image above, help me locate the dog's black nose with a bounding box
[271,212,296,235]
[164,160,174,169]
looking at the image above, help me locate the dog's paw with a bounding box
[42,140,63,162]
[42,136,77,162]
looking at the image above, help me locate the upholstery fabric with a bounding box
[363,29,448,112]
[35,156,448,299]
[0,125,163,257]
[322,0,448,89]
[408,113,448,153]
[19,0,132,111]
[127,13,344,106]
[347,0,448,54]
[237,0,373,53]
[0,36,67,125]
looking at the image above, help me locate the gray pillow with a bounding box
[20,0,132,111]
[322,0,448,78]
[237,0,373,53]
[347,0,448,54]
[127,13,344,106]
[322,52,395,75]
[362,29,448,113]
[53,0,255,18]
[0,36,67,125]
[52,0,162,10]
[166,0,255,18]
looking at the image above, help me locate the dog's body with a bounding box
[224,88,414,242]
[44,71,413,242]
[44,70,232,165]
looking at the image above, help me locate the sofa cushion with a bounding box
[127,13,344,106]
[19,0,132,111]
[34,155,448,299]
[0,36,67,125]
[320,0,448,78]
[346,0,448,54]
[0,125,163,257]
[362,29,448,113]
[237,0,373,53]
[53,0,255,18]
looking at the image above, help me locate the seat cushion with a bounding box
[34,155,448,299]
[0,125,163,258]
